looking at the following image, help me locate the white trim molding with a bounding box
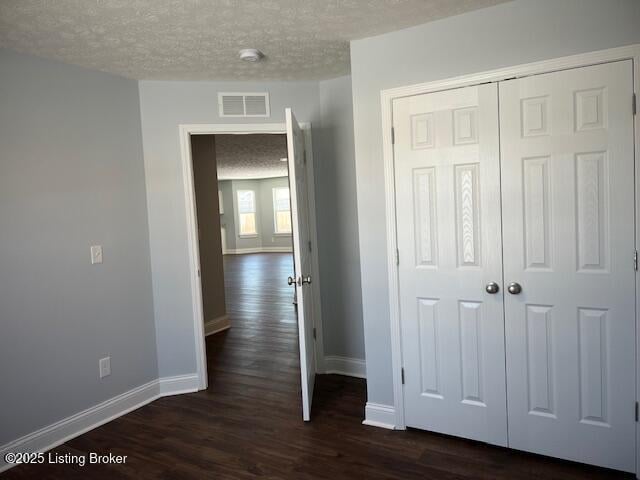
[158,374,200,396]
[178,122,325,391]
[0,375,199,473]
[379,44,640,437]
[363,403,397,430]
[223,247,293,255]
[324,356,366,379]
[204,315,230,336]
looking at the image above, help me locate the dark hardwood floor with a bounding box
[4,252,631,479]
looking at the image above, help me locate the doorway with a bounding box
[179,119,324,421]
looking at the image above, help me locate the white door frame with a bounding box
[380,43,640,469]
[178,122,325,391]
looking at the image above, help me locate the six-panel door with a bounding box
[393,60,636,472]
[393,83,508,446]
[499,60,636,472]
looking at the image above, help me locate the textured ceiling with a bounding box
[0,0,508,81]
[215,134,288,180]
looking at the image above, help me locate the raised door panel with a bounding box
[575,151,608,272]
[417,298,441,397]
[413,169,438,267]
[525,304,555,417]
[455,164,481,267]
[522,156,552,270]
[459,301,484,406]
[577,308,609,426]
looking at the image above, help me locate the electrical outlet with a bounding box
[99,357,111,378]
[91,245,103,265]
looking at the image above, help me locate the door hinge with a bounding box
[401,367,405,385]
[303,150,307,165]
[634,250,638,271]
[395,248,400,266]
[313,327,316,340]
[635,401,638,422]
[308,241,312,252]
[391,127,395,145]
[197,268,201,277]
[633,93,637,115]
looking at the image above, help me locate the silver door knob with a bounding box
[287,276,295,286]
[507,282,522,295]
[485,282,499,294]
[301,275,312,285]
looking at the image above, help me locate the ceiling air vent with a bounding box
[218,92,270,118]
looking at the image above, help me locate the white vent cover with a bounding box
[218,92,270,117]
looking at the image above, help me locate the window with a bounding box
[273,187,292,234]
[237,190,257,236]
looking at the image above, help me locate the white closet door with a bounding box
[394,83,507,446]
[499,61,636,472]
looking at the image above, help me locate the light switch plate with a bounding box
[99,357,111,378]
[91,245,103,264]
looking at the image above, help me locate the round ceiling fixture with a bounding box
[239,48,264,62]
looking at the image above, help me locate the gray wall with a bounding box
[138,80,324,377]
[350,0,640,407]
[219,180,236,251]
[317,76,364,360]
[0,49,157,444]
[139,76,365,377]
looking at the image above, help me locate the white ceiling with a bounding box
[215,134,288,180]
[0,0,507,81]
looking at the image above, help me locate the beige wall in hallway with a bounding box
[191,135,226,323]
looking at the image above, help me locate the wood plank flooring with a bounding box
[4,253,631,479]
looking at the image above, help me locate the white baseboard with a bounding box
[204,314,230,336]
[0,373,201,473]
[158,373,200,396]
[324,355,366,379]
[261,246,293,253]
[224,247,293,255]
[362,402,396,430]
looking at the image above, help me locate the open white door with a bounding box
[285,108,316,421]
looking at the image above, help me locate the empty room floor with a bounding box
[4,253,630,479]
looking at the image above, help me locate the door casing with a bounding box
[380,44,640,473]
[178,122,325,392]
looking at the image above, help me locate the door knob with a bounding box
[485,282,500,294]
[301,275,312,285]
[287,276,295,286]
[507,282,522,295]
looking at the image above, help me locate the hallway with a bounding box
[207,252,301,413]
